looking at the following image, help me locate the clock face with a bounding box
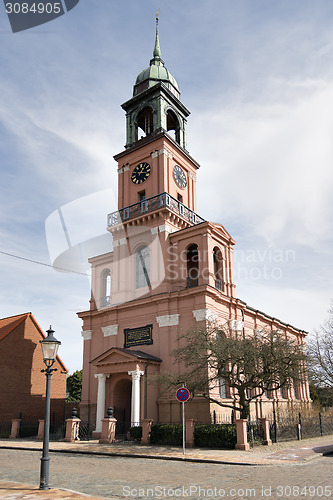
[131,162,151,184]
[173,165,187,189]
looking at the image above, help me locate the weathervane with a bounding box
[153,9,161,59]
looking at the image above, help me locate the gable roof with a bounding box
[0,312,68,372]
[0,313,29,342]
[91,347,162,366]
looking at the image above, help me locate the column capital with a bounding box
[128,370,144,381]
[95,373,110,382]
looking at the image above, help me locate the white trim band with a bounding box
[193,309,218,323]
[102,325,118,337]
[156,314,180,327]
[81,330,92,341]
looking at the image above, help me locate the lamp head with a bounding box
[40,326,61,367]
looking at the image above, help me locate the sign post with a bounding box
[176,386,190,455]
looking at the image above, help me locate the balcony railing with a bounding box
[107,192,205,228]
[186,277,198,288]
[215,279,223,291]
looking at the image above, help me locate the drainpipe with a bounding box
[241,309,245,339]
[144,360,151,419]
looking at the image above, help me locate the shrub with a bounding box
[19,424,39,438]
[194,424,237,448]
[128,426,142,441]
[150,424,182,445]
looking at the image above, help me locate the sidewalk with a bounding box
[0,434,332,466]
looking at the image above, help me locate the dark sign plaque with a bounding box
[124,324,153,348]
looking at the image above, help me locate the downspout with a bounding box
[144,360,151,419]
[241,309,245,339]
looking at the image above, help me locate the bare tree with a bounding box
[162,325,306,419]
[307,305,333,391]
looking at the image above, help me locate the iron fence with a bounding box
[210,411,234,424]
[270,411,333,443]
[247,421,265,446]
[0,421,11,438]
[49,422,66,441]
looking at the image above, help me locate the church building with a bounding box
[78,17,311,436]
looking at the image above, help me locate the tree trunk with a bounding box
[240,401,250,420]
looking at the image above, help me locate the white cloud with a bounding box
[193,81,333,249]
[0,0,332,372]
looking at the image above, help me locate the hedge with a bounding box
[19,424,39,438]
[128,422,237,448]
[194,424,237,448]
[128,426,142,441]
[150,424,183,445]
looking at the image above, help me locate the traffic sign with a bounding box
[176,387,190,402]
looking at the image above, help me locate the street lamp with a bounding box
[39,326,61,490]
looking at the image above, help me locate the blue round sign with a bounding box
[176,387,190,402]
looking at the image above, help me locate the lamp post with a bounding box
[39,326,61,490]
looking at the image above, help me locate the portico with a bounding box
[91,348,161,437]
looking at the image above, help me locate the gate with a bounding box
[78,422,94,441]
[114,406,129,439]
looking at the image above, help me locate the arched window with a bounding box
[213,247,224,291]
[166,109,180,144]
[186,244,199,288]
[136,246,150,289]
[219,378,227,399]
[137,107,154,140]
[100,268,111,307]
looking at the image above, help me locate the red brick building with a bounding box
[0,313,68,423]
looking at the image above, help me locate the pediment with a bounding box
[209,221,235,244]
[90,347,161,368]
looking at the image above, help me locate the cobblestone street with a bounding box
[0,448,332,499]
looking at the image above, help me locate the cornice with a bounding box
[114,130,200,170]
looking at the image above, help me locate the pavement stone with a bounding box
[0,436,332,499]
[0,481,112,499]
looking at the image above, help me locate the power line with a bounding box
[0,250,90,276]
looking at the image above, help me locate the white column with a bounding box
[94,374,109,433]
[128,370,144,426]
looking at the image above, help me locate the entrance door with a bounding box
[113,378,131,438]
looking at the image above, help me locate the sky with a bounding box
[0,0,332,374]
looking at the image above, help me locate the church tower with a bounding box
[112,14,200,222]
[78,17,310,435]
[123,15,188,151]
[104,13,238,307]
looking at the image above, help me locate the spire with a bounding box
[153,10,161,60]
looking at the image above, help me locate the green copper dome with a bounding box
[133,16,180,98]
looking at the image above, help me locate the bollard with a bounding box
[9,419,21,439]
